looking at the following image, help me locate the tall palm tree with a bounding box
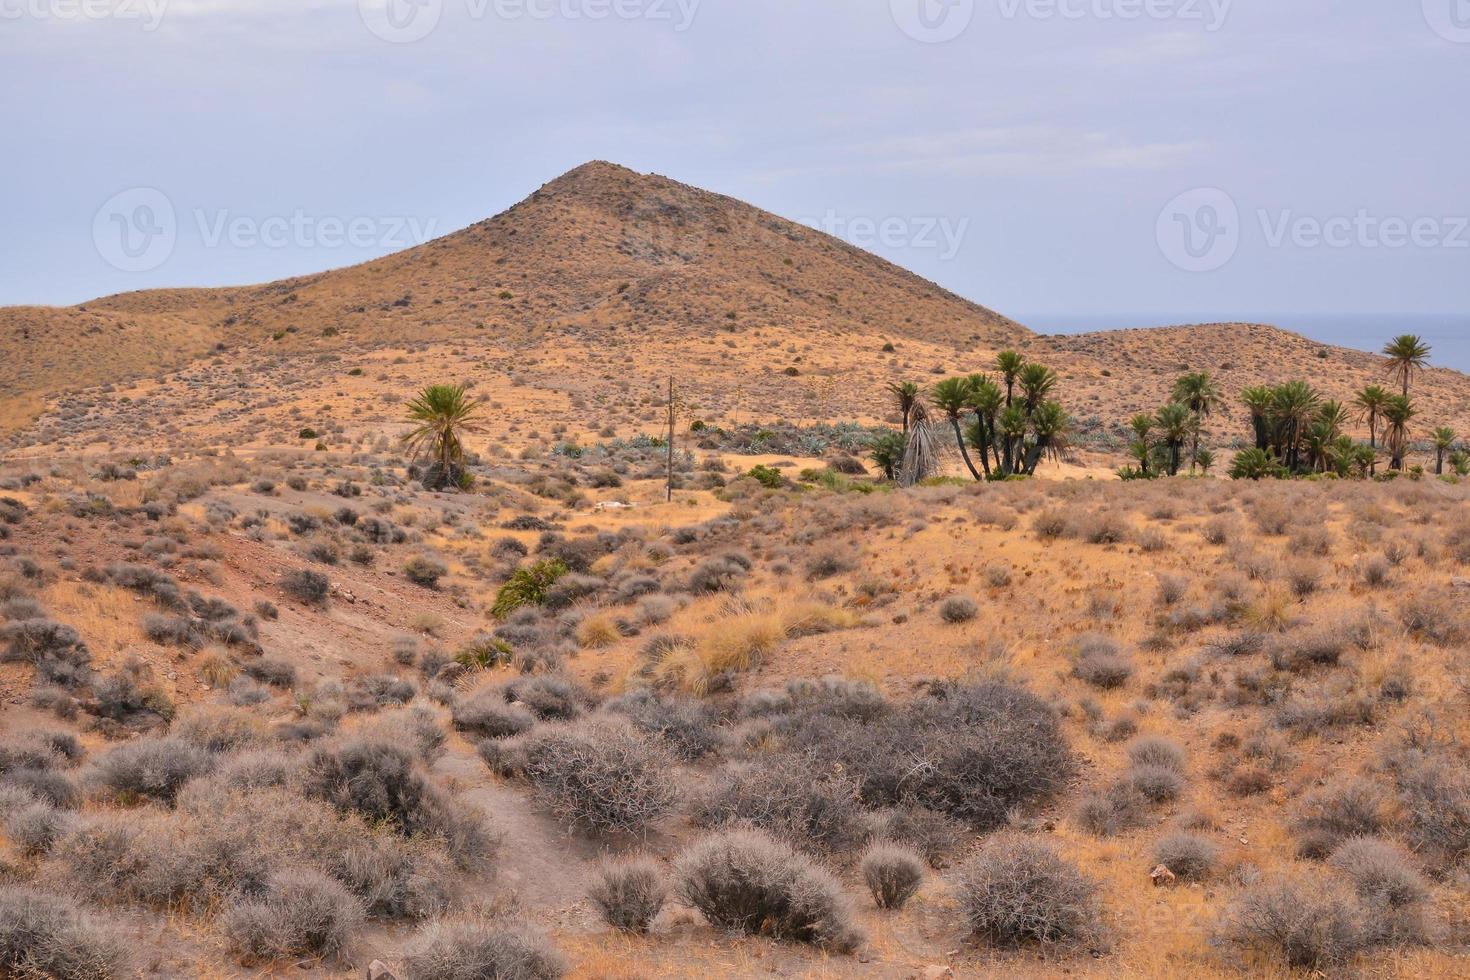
[1155,402,1193,477]
[1383,335,1431,399]
[1172,372,1222,473]
[1381,395,1418,471]
[967,376,1004,476]
[1270,381,1321,472]
[402,383,483,489]
[886,381,921,435]
[1431,427,1458,475]
[995,351,1026,407]
[1240,386,1275,452]
[931,377,981,481]
[1354,384,1390,476]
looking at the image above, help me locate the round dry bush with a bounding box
[1075,783,1148,838]
[171,705,268,753]
[280,568,330,605]
[955,833,1105,949]
[939,596,978,624]
[400,921,566,980]
[1152,832,1218,882]
[1327,837,1426,909]
[0,885,129,980]
[1292,778,1391,860]
[774,681,1073,830]
[508,719,677,836]
[91,736,212,804]
[1124,764,1185,804]
[587,857,666,933]
[860,842,924,910]
[1222,874,1367,970]
[692,763,867,854]
[220,869,363,963]
[1071,640,1132,690]
[3,800,68,856]
[675,828,863,953]
[604,689,721,760]
[453,691,536,740]
[1126,736,1187,773]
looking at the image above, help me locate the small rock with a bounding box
[1150,864,1177,887]
[921,966,953,980]
[366,961,396,980]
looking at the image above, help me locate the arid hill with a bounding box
[5,162,1470,460]
[0,161,1025,435]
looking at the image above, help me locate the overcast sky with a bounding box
[3,0,1467,327]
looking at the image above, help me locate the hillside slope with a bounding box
[0,161,1026,432]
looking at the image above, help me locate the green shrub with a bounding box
[491,560,568,619]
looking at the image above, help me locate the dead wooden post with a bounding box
[666,376,675,502]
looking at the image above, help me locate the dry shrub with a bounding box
[770,681,1072,829]
[1153,832,1218,881]
[674,828,863,953]
[90,736,212,804]
[400,920,566,980]
[1070,634,1132,690]
[0,885,128,980]
[692,762,867,853]
[860,842,924,909]
[1292,778,1392,860]
[1222,873,1367,970]
[954,832,1105,949]
[939,596,978,624]
[587,857,666,933]
[220,869,363,963]
[498,719,676,836]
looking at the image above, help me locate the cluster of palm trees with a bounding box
[1124,372,1222,478]
[1223,335,1462,480]
[872,351,1071,484]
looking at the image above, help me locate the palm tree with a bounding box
[1354,385,1390,476]
[1383,335,1431,398]
[1128,414,1155,477]
[869,431,906,481]
[1155,402,1193,477]
[1172,372,1222,473]
[1381,395,1418,471]
[402,383,483,490]
[1021,402,1070,475]
[1018,363,1058,414]
[967,376,1004,477]
[1229,448,1277,481]
[1240,386,1275,452]
[1431,427,1457,475]
[931,377,981,481]
[1194,447,1215,476]
[886,381,921,435]
[1270,381,1321,472]
[995,351,1026,407]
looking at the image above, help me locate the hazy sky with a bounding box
[3,0,1467,326]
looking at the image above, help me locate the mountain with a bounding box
[0,162,1025,435]
[4,162,1470,457]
